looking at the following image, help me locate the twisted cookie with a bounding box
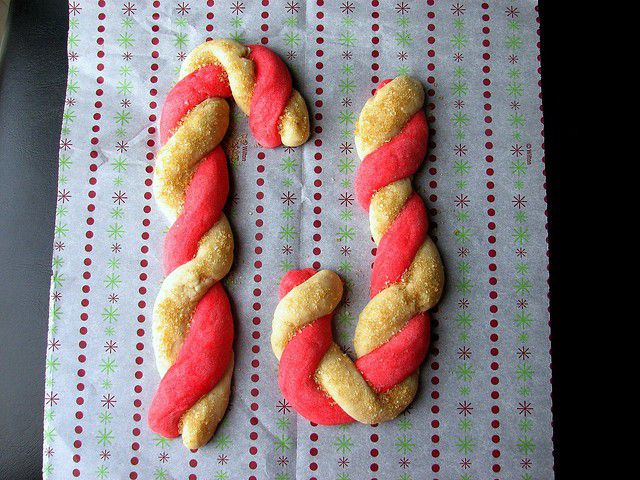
[272,76,444,425]
[149,39,309,448]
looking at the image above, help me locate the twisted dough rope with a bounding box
[148,39,309,448]
[271,76,444,425]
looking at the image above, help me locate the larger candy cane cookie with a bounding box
[148,38,309,448]
[271,76,444,425]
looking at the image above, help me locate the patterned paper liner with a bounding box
[43,1,552,479]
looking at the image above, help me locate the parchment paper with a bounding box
[43,1,553,478]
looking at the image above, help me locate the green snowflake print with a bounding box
[280,156,298,173]
[96,428,114,446]
[214,433,232,450]
[455,362,475,381]
[283,32,300,47]
[451,33,468,49]
[517,436,536,454]
[516,363,534,381]
[334,434,354,454]
[455,436,476,454]
[339,32,356,47]
[395,435,415,454]
[118,32,134,48]
[279,224,296,241]
[274,433,292,453]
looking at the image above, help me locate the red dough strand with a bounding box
[248,44,293,148]
[160,64,232,145]
[163,147,229,275]
[370,193,427,297]
[148,283,233,437]
[354,111,428,210]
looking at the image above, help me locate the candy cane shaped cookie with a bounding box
[149,39,309,448]
[271,76,444,424]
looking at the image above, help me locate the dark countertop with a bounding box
[0,1,575,478]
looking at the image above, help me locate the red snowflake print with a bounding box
[122,2,137,16]
[457,346,471,360]
[111,243,122,253]
[505,5,519,18]
[458,246,469,258]
[101,393,117,409]
[454,144,468,156]
[511,144,524,157]
[399,457,410,468]
[115,140,129,152]
[52,291,62,302]
[283,146,296,154]
[276,399,291,414]
[122,51,133,61]
[338,457,349,468]
[286,51,297,61]
[340,246,351,256]
[517,346,531,360]
[281,191,297,205]
[112,190,128,205]
[461,458,471,469]
[282,245,293,255]
[339,193,354,206]
[65,98,77,107]
[517,401,533,416]
[458,298,469,309]
[59,138,73,151]
[217,454,228,465]
[54,241,65,251]
[457,400,473,416]
[44,447,55,457]
[340,142,353,154]
[286,1,300,14]
[341,1,355,14]
[512,194,527,209]
[342,98,352,107]
[121,99,131,108]
[68,2,82,15]
[454,52,464,62]
[516,247,527,258]
[176,2,190,15]
[230,1,245,14]
[104,340,118,354]
[277,456,289,466]
[455,194,470,208]
[517,298,528,309]
[511,100,521,110]
[509,54,519,64]
[58,189,72,203]
[396,2,410,14]
[108,293,119,303]
[48,339,61,352]
[451,3,466,15]
[521,458,532,469]
[68,51,79,61]
[159,452,170,463]
[100,450,111,461]
[397,51,408,61]
[342,50,353,60]
[45,391,59,406]
[177,51,187,61]
[454,99,465,109]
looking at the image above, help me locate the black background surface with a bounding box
[0,1,577,478]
